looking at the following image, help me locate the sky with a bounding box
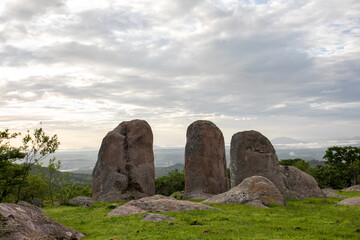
[0,0,360,150]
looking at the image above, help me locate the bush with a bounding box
[155,169,184,196]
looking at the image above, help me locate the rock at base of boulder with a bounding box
[68,196,97,207]
[0,203,84,240]
[107,195,217,216]
[140,213,175,222]
[25,197,46,207]
[342,185,360,192]
[322,188,343,198]
[337,197,360,206]
[204,176,287,207]
[18,201,46,213]
[280,165,326,199]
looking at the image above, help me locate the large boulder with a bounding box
[280,165,326,199]
[184,120,229,199]
[107,195,217,216]
[204,176,287,208]
[337,197,360,206]
[343,185,360,192]
[92,119,155,201]
[230,130,287,196]
[0,203,84,240]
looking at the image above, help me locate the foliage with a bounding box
[0,129,26,201]
[308,165,348,189]
[323,146,360,185]
[44,192,360,240]
[155,169,184,196]
[278,158,310,172]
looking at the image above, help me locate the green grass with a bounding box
[43,192,360,240]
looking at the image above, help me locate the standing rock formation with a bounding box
[230,130,287,196]
[92,119,155,201]
[184,120,229,199]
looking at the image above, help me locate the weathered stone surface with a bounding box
[92,119,155,201]
[204,176,287,208]
[184,120,228,199]
[107,195,217,216]
[322,188,343,198]
[280,165,326,199]
[68,196,97,207]
[230,130,287,196]
[140,213,175,222]
[18,201,46,213]
[343,185,360,192]
[0,203,84,240]
[337,197,360,206]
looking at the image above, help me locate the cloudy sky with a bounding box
[1,0,359,150]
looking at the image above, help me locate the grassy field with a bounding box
[43,191,360,240]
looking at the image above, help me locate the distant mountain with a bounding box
[155,163,184,178]
[271,137,303,144]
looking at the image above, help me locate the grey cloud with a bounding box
[4,0,66,20]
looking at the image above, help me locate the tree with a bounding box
[15,127,60,201]
[278,158,310,172]
[0,127,60,202]
[323,146,360,186]
[0,130,25,202]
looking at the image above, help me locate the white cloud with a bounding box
[0,0,359,149]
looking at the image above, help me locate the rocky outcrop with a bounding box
[280,166,326,199]
[337,197,360,206]
[184,120,228,199]
[203,176,287,208]
[107,195,217,216]
[68,196,97,207]
[230,130,287,195]
[0,203,84,240]
[92,119,155,201]
[140,213,175,222]
[343,185,360,192]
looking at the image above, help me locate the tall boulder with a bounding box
[92,119,155,201]
[280,165,326,199]
[184,120,229,199]
[230,130,287,196]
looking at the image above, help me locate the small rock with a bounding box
[140,213,175,222]
[337,197,360,206]
[25,198,46,207]
[343,185,360,192]
[68,196,97,207]
[322,188,343,198]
